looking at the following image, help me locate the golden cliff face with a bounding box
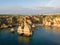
[53,17,60,27]
[17,16,33,36]
[43,15,60,27]
[0,15,40,28]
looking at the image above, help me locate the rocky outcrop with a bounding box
[1,24,8,28]
[53,17,60,27]
[17,26,23,35]
[17,17,32,36]
[43,15,60,27]
[33,16,40,22]
[1,15,60,36]
[23,21,32,36]
[26,19,32,25]
[43,18,52,26]
[10,28,14,33]
[0,15,40,28]
[32,24,36,28]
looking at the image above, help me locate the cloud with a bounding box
[46,0,60,8]
[0,7,60,14]
[0,0,60,14]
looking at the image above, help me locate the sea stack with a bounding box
[17,26,23,35]
[23,21,32,37]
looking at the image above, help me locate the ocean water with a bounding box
[0,26,60,45]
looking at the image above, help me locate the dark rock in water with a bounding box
[18,33,24,36]
[24,33,32,37]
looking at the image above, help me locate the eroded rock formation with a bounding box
[1,15,60,36]
[17,16,33,36]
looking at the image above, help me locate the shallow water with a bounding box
[0,26,60,45]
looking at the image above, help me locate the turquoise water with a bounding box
[0,26,60,45]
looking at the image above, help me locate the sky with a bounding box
[0,0,60,14]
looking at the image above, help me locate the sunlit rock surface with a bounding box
[17,26,23,35]
[53,17,60,27]
[1,24,8,28]
[17,16,32,36]
[23,21,32,36]
[32,24,36,28]
[0,15,60,37]
[10,28,14,33]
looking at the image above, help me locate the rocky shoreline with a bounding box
[0,15,60,36]
[0,15,40,36]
